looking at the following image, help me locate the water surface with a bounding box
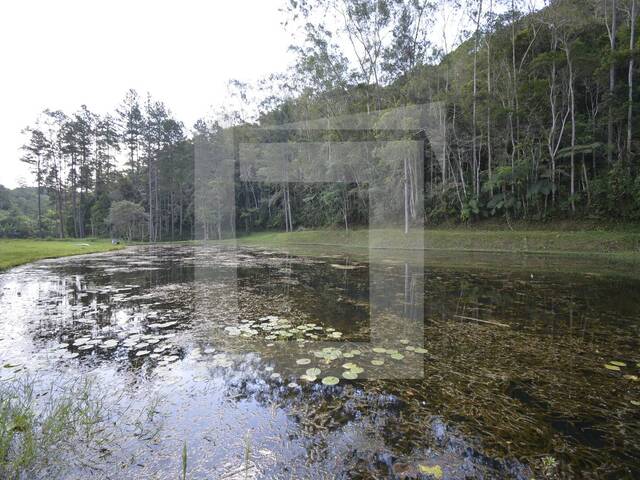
[0,244,638,479]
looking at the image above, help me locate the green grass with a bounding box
[0,239,125,271]
[0,377,112,479]
[232,228,640,256]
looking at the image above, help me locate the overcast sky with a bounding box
[0,0,544,189]
[0,0,294,188]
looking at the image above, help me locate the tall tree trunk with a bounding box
[148,157,154,243]
[511,0,520,163]
[566,45,577,213]
[486,0,493,194]
[608,0,618,163]
[472,0,483,198]
[628,0,637,159]
[404,157,410,234]
[36,155,42,238]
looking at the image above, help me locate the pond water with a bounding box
[0,244,639,479]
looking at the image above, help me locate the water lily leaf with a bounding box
[157,321,178,329]
[371,359,385,366]
[631,400,640,406]
[306,368,321,377]
[349,366,364,374]
[623,375,639,381]
[296,358,311,365]
[330,264,360,270]
[342,363,358,369]
[300,374,317,382]
[414,348,428,354]
[270,373,281,380]
[100,339,118,349]
[135,350,151,356]
[372,347,387,353]
[610,361,627,367]
[390,353,405,360]
[399,339,410,345]
[604,364,621,371]
[418,464,443,479]
[322,376,339,385]
[342,371,358,380]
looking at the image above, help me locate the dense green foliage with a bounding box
[7,0,640,240]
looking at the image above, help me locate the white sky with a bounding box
[0,0,544,189]
[0,0,294,188]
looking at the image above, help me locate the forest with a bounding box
[4,0,640,240]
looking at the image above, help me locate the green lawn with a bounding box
[232,228,640,256]
[0,239,125,271]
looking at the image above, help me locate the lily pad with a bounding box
[300,374,317,382]
[100,339,118,349]
[135,350,151,357]
[610,361,627,367]
[330,264,360,270]
[296,358,311,365]
[306,367,321,377]
[390,353,405,360]
[321,376,340,385]
[414,348,428,354]
[342,371,358,380]
[371,359,385,366]
[604,364,621,371]
[418,464,443,479]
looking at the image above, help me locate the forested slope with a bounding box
[8,0,640,240]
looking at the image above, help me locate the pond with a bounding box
[0,244,639,479]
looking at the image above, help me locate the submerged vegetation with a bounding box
[0,376,117,479]
[0,245,638,477]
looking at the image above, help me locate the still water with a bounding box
[0,244,638,479]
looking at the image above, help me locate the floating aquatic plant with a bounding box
[321,376,339,385]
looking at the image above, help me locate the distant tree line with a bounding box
[6,0,640,240]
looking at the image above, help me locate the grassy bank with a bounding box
[0,239,125,271]
[233,228,640,256]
